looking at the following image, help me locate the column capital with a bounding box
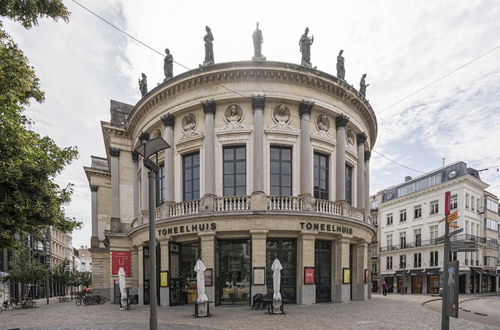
[201,99,216,115]
[90,185,99,192]
[109,147,121,157]
[357,133,368,145]
[298,100,314,117]
[364,151,371,161]
[335,114,350,129]
[132,150,139,162]
[161,113,175,128]
[252,94,266,110]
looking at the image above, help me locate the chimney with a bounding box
[405,176,412,182]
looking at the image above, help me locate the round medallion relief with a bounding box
[182,113,197,132]
[224,104,243,124]
[273,104,292,124]
[346,128,355,145]
[316,113,330,132]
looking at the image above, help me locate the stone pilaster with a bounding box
[138,245,144,305]
[109,147,120,220]
[298,231,316,305]
[202,100,216,196]
[250,230,268,296]
[161,113,175,203]
[252,95,265,193]
[364,151,371,214]
[356,133,367,209]
[90,185,99,248]
[199,231,216,301]
[334,238,351,302]
[351,242,368,301]
[132,151,140,222]
[335,115,349,201]
[299,100,314,197]
[159,239,170,306]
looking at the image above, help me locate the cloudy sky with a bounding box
[4,0,500,248]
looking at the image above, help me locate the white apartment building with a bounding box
[378,161,499,294]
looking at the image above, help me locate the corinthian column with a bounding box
[335,115,349,201]
[252,95,265,193]
[109,147,121,219]
[364,151,371,212]
[161,113,175,203]
[356,133,367,209]
[90,185,99,248]
[202,100,216,196]
[299,100,314,196]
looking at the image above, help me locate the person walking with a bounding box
[382,281,388,296]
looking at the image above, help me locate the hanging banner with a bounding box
[111,251,131,276]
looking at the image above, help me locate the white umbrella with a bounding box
[271,258,283,302]
[194,259,208,303]
[118,267,127,310]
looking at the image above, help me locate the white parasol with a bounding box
[194,259,208,303]
[271,258,283,302]
[118,267,127,310]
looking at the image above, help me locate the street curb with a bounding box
[422,293,500,306]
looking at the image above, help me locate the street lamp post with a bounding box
[135,132,170,330]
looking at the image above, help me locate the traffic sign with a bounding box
[439,211,458,223]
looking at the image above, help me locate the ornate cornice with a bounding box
[109,147,121,157]
[125,62,377,146]
[335,114,350,129]
[90,185,99,192]
[201,99,216,115]
[357,133,368,145]
[161,113,175,128]
[365,151,371,161]
[252,94,266,110]
[298,100,314,118]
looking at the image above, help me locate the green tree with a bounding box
[0,0,81,249]
[3,247,48,290]
[52,260,71,297]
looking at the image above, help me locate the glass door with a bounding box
[315,240,332,302]
[217,239,251,305]
[266,238,297,303]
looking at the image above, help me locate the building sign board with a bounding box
[111,251,131,276]
[160,271,169,287]
[253,267,265,286]
[447,261,459,318]
[304,267,315,284]
[343,268,351,284]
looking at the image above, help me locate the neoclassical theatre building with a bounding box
[84,61,378,307]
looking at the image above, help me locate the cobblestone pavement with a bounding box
[1,294,499,330]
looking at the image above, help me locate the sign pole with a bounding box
[441,192,451,330]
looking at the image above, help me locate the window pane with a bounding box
[270,147,280,160]
[270,161,280,174]
[224,148,234,160]
[236,174,246,186]
[282,187,292,196]
[235,162,245,174]
[224,187,234,196]
[281,149,291,161]
[270,186,280,195]
[193,154,199,166]
[270,174,280,186]
[224,175,234,186]
[184,156,192,167]
[282,175,292,186]
[235,186,246,196]
[235,147,246,160]
[282,163,291,174]
[224,162,234,174]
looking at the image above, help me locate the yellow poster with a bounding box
[343,268,351,284]
[160,271,169,287]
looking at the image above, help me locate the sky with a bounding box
[4,0,500,249]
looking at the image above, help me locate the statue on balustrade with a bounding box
[359,73,369,97]
[252,22,266,61]
[138,73,148,97]
[164,48,173,81]
[202,26,214,66]
[336,50,345,80]
[299,27,314,67]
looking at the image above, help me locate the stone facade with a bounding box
[84,61,377,306]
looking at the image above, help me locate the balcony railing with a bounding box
[151,195,370,225]
[215,196,251,212]
[380,234,489,252]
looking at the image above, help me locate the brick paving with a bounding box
[0,294,498,330]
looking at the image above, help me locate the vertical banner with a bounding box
[111,251,131,276]
[448,260,459,318]
[445,191,451,216]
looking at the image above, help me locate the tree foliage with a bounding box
[0,0,81,249]
[3,247,48,285]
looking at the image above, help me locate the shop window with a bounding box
[270,146,292,196]
[183,152,200,201]
[345,164,353,205]
[313,152,329,200]
[223,145,246,196]
[399,209,407,222]
[414,205,422,219]
[430,200,439,215]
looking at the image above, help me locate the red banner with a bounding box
[445,191,451,216]
[112,251,131,276]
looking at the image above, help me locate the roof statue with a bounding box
[359,73,369,97]
[164,48,173,81]
[252,22,266,61]
[299,27,314,67]
[138,73,148,97]
[202,26,214,66]
[336,50,345,80]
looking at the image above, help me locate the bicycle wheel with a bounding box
[75,298,82,306]
[99,296,105,304]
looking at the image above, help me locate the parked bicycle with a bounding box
[75,293,105,306]
[2,299,20,310]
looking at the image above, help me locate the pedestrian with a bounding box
[382,281,388,296]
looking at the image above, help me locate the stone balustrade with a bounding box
[153,195,368,223]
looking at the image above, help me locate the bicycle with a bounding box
[2,299,20,310]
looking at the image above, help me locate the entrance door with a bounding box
[411,276,423,293]
[315,240,332,302]
[217,239,251,305]
[266,239,297,303]
[168,242,184,306]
